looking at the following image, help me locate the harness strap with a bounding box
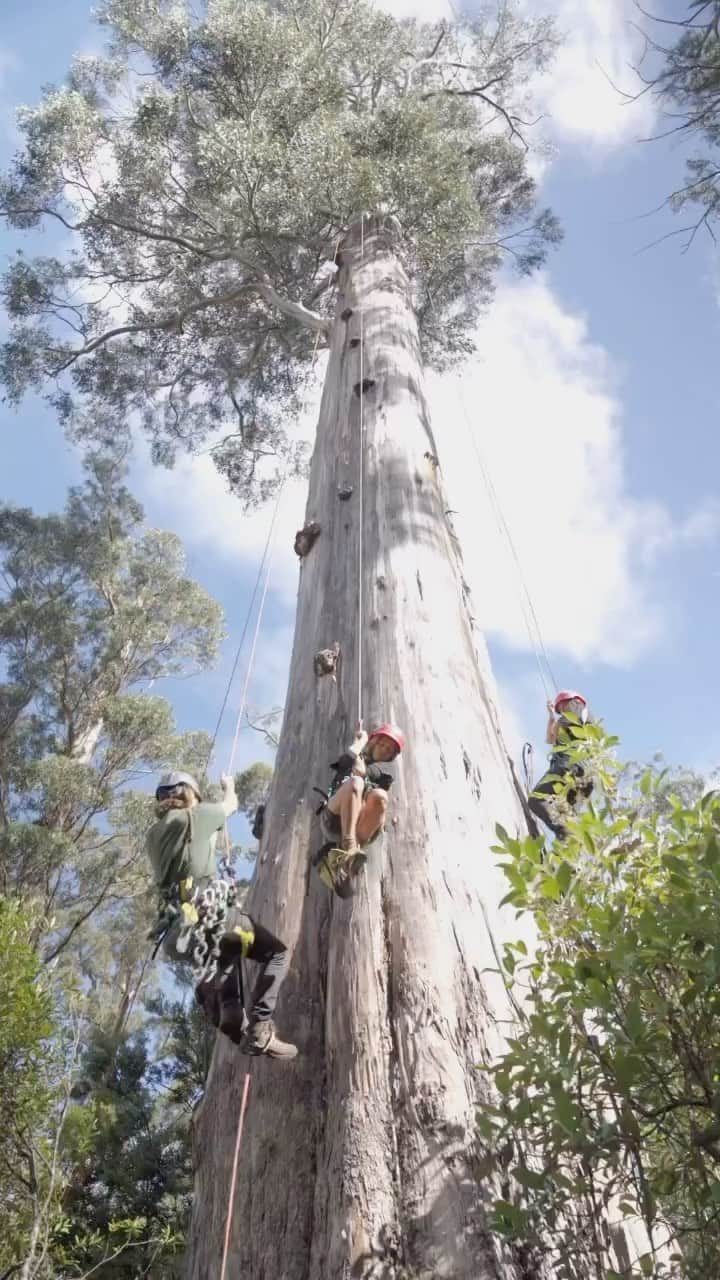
[312,786,329,814]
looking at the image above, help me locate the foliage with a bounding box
[638,2,720,248]
[0,898,60,1274]
[55,1027,192,1279]
[0,453,222,959]
[0,0,561,501]
[483,754,720,1279]
[0,463,226,1274]
[234,760,273,821]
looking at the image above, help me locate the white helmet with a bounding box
[155,770,201,800]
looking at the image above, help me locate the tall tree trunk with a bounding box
[186,218,642,1279]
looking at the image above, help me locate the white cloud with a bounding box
[0,48,21,147]
[380,0,450,15]
[429,276,719,668]
[379,0,656,149]
[133,447,309,607]
[133,277,719,682]
[131,362,323,612]
[0,47,19,88]
[537,0,656,147]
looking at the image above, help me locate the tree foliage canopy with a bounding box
[0,0,560,500]
[640,1,720,247]
[0,464,226,1276]
[485,756,720,1280]
[0,455,222,960]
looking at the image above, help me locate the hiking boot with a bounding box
[315,844,346,890]
[330,849,363,901]
[239,1019,298,1060]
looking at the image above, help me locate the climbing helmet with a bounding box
[368,723,405,755]
[554,691,588,723]
[156,770,202,801]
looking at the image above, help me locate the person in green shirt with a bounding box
[528,691,594,842]
[146,770,297,1060]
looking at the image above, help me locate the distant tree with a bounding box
[636,1,720,249]
[0,454,223,961]
[0,460,226,1277]
[234,760,273,822]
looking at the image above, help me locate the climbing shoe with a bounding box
[317,846,367,897]
[239,1019,298,1060]
[312,840,334,868]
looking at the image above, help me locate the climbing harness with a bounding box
[151,874,247,981]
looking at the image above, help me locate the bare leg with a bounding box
[326,776,364,849]
[356,790,388,846]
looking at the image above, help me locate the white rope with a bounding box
[452,376,557,699]
[226,475,287,775]
[357,212,366,725]
[423,283,557,701]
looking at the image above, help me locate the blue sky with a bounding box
[1,0,719,797]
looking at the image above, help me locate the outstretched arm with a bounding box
[348,721,368,775]
[545,701,558,746]
[220,773,239,817]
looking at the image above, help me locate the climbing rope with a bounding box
[205,481,286,776]
[455,387,558,700]
[522,741,535,792]
[207,240,336,777]
[357,212,366,724]
[220,1072,251,1280]
[424,289,557,702]
[226,493,285,776]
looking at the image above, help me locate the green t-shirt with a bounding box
[146,801,229,892]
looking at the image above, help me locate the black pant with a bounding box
[195,911,289,1033]
[528,753,593,840]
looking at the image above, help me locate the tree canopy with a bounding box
[0,461,226,1276]
[0,453,222,956]
[639,1,720,248]
[0,0,560,501]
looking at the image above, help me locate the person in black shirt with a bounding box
[316,721,404,897]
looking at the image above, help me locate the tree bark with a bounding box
[185,217,641,1279]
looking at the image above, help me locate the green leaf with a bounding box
[540,876,561,901]
[556,860,573,895]
[512,1164,546,1190]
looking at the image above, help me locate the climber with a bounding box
[314,721,404,897]
[146,770,297,1060]
[527,692,594,842]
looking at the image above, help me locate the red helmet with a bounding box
[554,690,587,713]
[368,722,405,755]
